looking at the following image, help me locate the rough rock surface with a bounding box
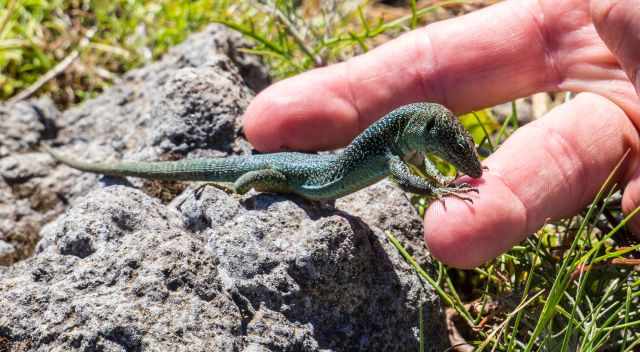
[0,25,449,351]
[0,25,267,264]
[0,98,61,264]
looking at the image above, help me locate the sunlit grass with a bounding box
[0,0,237,105]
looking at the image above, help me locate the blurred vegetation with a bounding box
[0,0,490,107]
[0,0,230,105]
[2,0,639,351]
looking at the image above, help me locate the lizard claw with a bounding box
[451,182,480,194]
[433,184,479,204]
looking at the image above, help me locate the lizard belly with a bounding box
[297,157,390,200]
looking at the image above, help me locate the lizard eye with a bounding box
[453,140,467,153]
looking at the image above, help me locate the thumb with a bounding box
[424,93,638,268]
[591,0,640,233]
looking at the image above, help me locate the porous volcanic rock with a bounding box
[0,25,449,351]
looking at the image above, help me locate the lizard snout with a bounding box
[460,158,483,179]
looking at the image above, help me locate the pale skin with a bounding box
[242,0,640,269]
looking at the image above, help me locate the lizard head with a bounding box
[415,103,483,178]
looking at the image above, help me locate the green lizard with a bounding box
[45,103,483,201]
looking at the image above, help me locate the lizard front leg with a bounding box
[404,152,455,186]
[418,156,456,187]
[388,155,477,202]
[233,169,290,195]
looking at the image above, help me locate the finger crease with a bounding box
[343,60,366,133]
[415,28,447,106]
[531,0,563,89]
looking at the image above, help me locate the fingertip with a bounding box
[243,76,345,151]
[424,173,528,269]
[242,82,300,151]
[242,69,361,152]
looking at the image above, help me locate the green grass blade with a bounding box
[386,231,475,327]
[524,149,630,351]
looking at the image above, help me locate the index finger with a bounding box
[243,0,554,151]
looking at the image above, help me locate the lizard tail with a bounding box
[43,145,249,182]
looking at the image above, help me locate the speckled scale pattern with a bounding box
[47,103,483,200]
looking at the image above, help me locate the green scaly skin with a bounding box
[45,103,483,201]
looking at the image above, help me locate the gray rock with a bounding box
[1,184,447,351]
[0,25,259,264]
[3,187,239,352]
[0,99,62,262]
[338,179,427,260]
[157,24,271,92]
[0,97,60,158]
[0,151,61,263]
[0,240,16,265]
[148,65,249,154]
[0,24,449,351]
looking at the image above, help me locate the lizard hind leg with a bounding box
[233,169,291,195]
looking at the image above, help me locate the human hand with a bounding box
[242,0,640,268]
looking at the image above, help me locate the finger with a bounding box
[424,93,639,268]
[244,0,558,151]
[591,0,640,233]
[591,0,640,94]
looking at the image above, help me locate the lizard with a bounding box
[44,102,483,201]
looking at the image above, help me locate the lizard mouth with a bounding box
[459,162,483,179]
[466,168,483,179]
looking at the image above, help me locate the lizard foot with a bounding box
[433,183,479,204]
[193,182,235,198]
